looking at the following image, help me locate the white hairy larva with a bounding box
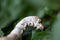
[0,16,44,40]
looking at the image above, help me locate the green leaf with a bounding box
[52,13,60,40]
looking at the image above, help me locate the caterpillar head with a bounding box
[33,16,44,31]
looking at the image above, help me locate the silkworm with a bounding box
[0,16,44,40]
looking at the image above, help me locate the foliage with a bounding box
[0,0,60,40]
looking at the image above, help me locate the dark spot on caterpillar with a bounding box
[21,23,25,26]
[38,21,42,24]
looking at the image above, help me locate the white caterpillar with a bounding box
[0,16,44,40]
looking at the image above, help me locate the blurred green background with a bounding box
[0,0,60,40]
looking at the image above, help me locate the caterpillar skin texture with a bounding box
[0,16,44,40]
